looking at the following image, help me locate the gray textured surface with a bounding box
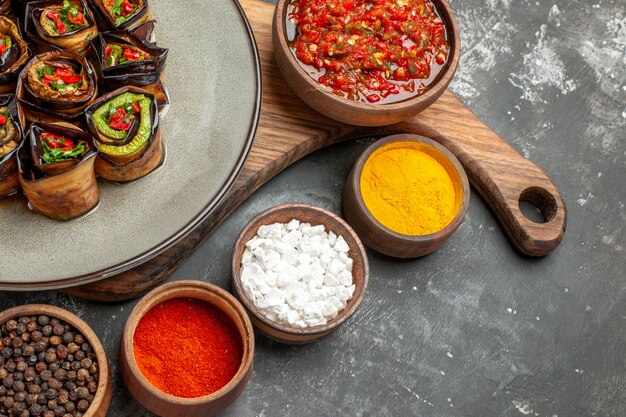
[0,0,258,284]
[2,0,626,416]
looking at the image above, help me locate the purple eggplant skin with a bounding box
[88,30,167,83]
[89,0,152,31]
[24,0,99,55]
[131,20,155,42]
[0,16,31,93]
[0,0,12,16]
[16,50,98,123]
[88,30,167,106]
[0,93,24,198]
[17,121,100,220]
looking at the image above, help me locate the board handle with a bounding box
[380,90,567,256]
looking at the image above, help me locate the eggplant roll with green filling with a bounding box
[85,86,162,182]
[90,0,151,31]
[89,30,168,107]
[0,95,24,198]
[18,122,99,220]
[25,0,98,55]
[0,16,31,94]
[17,50,97,123]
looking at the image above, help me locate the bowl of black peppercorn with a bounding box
[0,304,112,417]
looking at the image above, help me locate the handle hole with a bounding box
[519,187,558,224]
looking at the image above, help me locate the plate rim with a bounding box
[0,0,262,290]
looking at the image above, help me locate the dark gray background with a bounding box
[2,0,625,416]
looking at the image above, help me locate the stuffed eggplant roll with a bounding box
[17,50,97,123]
[90,0,151,31]
[89,30,167,107]
[25,0,98,55]
[0,95,23,198]
[0,16,30,94]
[17,122,99,220]
[85,86,162,182]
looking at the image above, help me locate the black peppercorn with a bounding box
[41,325,52,337]
[49,336,62,347]
[34,341,47,353]
[1,347,12,359]
[86,380,97,394]
[0,316,99,417]
[16,361,27,372]
[40,370,52,381]
[76,399,89,412]
[45,350,57,364]
[45,388,58,400]
[29,403,43,416]
[61,332,73,345]
[56,345,68,361]
[22,345,35,358]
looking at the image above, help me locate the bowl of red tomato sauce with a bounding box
[273,0,460,126]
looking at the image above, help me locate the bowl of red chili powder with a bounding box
[273,0,461,126]
[119,280,255,417]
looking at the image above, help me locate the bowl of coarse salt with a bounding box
[231,204,369,344]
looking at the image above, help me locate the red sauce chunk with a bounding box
[287,0,449,104]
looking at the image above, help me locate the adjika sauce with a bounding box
[287,0,449,104]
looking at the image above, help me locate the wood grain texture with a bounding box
[63,0,566,302]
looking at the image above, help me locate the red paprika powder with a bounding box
[133,298,243,398]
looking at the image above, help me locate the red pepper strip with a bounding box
[42,133,75,151]
[108,108,133,131]
[0,115,6,126]
[54,68,74,78]
[46,11,67,35]
[123,48,141,61]
[0,44,6,55]
[120,0,134,16]
[68,11,85,25]
[43,74,59,87]
[61,74,82,84]
[105,46,113,59]
[132,101,141,113]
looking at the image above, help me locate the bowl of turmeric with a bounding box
[343,134,470,258]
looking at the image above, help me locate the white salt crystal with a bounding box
[309,225,326,235]
[287,219,300,230]
[239,219,356,328]
[334,236,350,252]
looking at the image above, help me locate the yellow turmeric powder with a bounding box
[360,141,461,236]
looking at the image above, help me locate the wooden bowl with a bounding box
[272,0,461,126]
[119,280,255,417]
[0,304,113,417]
[231,204,369,344]
[343,134,470,258]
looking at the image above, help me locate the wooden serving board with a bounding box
[63,0,566,302]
